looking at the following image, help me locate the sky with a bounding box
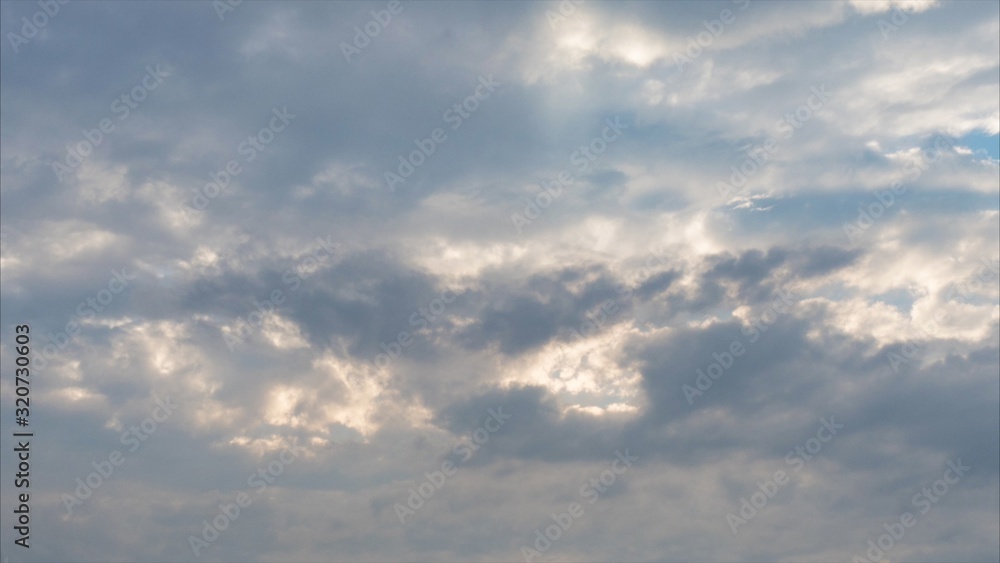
[0,0,998,562]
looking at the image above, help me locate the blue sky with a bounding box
[961,130,1000,159]
[1,1,998,562]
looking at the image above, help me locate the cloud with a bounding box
[1,1,997,561]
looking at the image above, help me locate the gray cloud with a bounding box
[1,1,998,562]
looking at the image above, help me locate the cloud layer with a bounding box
[1,1,998,561]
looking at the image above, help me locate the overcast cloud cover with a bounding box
[1,0,999,561]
